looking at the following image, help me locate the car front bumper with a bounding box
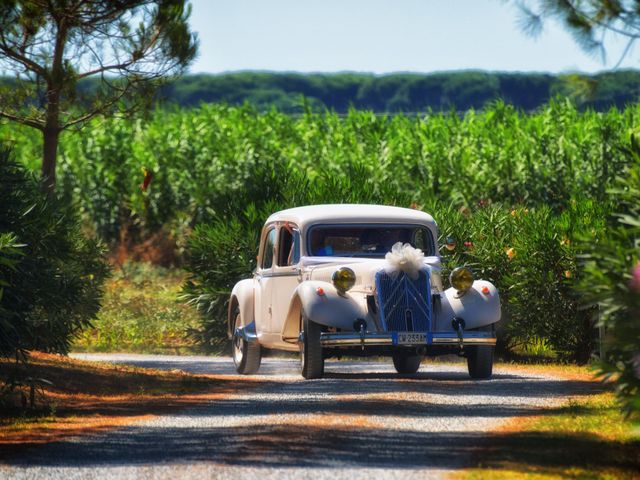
[319,331,496,348]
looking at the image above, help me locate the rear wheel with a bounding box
[466,345,494,379]
[392,352,422,374]
[232,308,261,374]
[300,312,324,379]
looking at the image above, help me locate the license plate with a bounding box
[397,332,427,344]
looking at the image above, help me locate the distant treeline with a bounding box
[2,70,638,113]
[159,70,640,112]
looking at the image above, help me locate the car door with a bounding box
[269,223,301,334]
[254,226,276,336]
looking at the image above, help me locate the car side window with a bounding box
[278,225,300,266]
[261,227,276,269]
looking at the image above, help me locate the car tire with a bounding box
[466,345,494,379]
[392,352,422,374]
[232,309,261,375]
[300,312,324,379]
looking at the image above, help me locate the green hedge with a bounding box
[577,133,640,418]
[0,149,109,359]
[435,201,609,362]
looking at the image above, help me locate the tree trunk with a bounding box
[41,17,67,197]
[42,127,59,195]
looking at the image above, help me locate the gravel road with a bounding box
[1,354,598,480]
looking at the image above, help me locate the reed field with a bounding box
[1,99,634,242]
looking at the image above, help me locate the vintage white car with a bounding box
[229,204,500,379]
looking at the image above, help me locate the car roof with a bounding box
[265,204,437,230]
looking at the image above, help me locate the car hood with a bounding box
[302,255,443,293]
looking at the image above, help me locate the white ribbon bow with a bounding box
[384,242,425,280]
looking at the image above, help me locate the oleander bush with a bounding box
[577,132,640,417]
[422,199,609,362]
[182,205,269,348]
[0,148,109,360]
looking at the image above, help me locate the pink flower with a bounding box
[464,241,474,249]
[630,261,640,293]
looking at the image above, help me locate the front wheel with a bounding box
[392,352,422,374]
[232,309,261,374]
[300,313,324,379]
[466,345,494,379]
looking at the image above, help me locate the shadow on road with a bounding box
[79,355,602,399]
[4,356,607,473]
[7,422,636,474]
[6,423,484,469]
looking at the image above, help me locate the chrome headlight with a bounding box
[450,266,474,294]
[332,267,356,293]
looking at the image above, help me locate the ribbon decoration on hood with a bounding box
[384,242,425,280]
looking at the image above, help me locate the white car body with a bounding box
[229,204,501,379]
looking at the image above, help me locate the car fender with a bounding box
[228,279,255,338]
[435,280,501,331]
[281,281,367,343]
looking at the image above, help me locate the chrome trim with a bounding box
[321,332,394,346]
[256,270,301,278]
[431,336,496,345]
[320,331,496,347]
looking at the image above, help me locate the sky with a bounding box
[187,0,637,75]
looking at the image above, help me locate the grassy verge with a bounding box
[493,362,599,381]
[72,262,202,354]
[0,352,239,449]
[459,390,640,479]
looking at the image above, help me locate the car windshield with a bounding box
[307,224,435,258]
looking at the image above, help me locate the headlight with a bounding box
[332,267,356,293]
[450,266,474,294]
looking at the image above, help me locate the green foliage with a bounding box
[502,203,607,362]
[577,131,640,418]
[435,201,609,362]
[3,99,639,363]
[0,148,109,358]
[73,262,200,353]
[0,1,197,130]
[518,1,640,67]
[2,99,631,246]
[8,69,634,115]
[182,206,267,348]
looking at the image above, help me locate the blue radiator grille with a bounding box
[375,269,431,332]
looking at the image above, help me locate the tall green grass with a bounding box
[1,99,634,244]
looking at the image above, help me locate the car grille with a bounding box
[375,269,431,332]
